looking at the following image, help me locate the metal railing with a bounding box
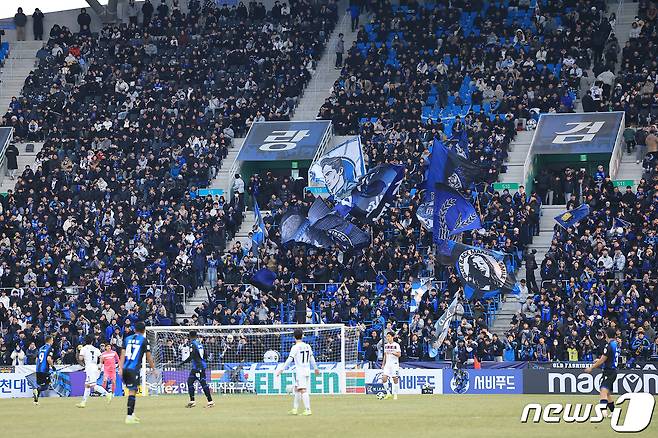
[138,284,186,308]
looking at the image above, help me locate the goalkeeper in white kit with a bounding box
[275,328,320,416]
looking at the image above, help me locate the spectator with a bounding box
[335,33,344,69]
[14,7,27,41]
[32,8,44,40]
[77,8,92,33]
[10,345,25,365]
[4,143,19,180]
[142,0,154,26]
[127,0,139,25]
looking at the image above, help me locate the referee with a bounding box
[585,327,619,417]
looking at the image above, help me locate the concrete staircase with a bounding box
[500,130,533,185]
[207,137,244,197]
[178,217,255,320]
[614,1,638,64]
[293,9,356,121]
[489,130,534,334]
[0,142,44,193]
[0,40,41,111]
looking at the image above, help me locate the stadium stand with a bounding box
[1,0,657,367]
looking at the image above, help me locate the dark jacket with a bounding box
[5,144,19,170]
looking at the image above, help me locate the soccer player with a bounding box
[119,321,156,424]
[180,330,214,408]
[275,328,319,416]
[585,327,619,417]
[33,335,55,405]
[381,332,401,400]
[100,344,120,394]
[78,335,111,408]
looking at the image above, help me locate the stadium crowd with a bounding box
[1,0,658,367]
[0,0,339,365]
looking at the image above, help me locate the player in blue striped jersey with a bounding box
[33,335,54,405]
[585,327,619,417]
[180,330,214,408]
[119,322,156,424]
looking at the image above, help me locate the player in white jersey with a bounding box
[275,328,319,416]
[77,335,111,408]
[381,332,401,400]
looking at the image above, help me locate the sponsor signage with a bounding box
[154,362,345,396]
[238,121,332,161]
[528,361,593,369]
[0,365,88,399]
[524,369,658,394]
[365,369,443,395]
[443,369,523,394]
[530,112,624,154]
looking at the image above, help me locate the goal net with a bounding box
[145,324,360,396]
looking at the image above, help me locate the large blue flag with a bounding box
[426,138,480,191]
[433,183,482,243]
[554,204,590,229]
[336,163,404,220]
[250,268,277,291]
[280,198,370,251]
[437,240,520,301]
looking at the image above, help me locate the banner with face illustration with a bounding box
[437,241,520,300]
[309,137,366,200]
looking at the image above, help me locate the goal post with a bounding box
[144,324,360,396]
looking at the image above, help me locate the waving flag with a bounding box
[554,204,590,229]
[433,183,481,243]
[336,164,404,220]
[280,199,370,251]
[425,138,480,191]
[437,241,520,301]
[252,199,267,251]
[250,268,277,291]
[613,217,631,229]
[416,196,434,231]
[409,278,431,315]
[452,129,469,159]
[309,137,366,200]
[435,293,462,346]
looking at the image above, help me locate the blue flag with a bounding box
[336,164,404,219]
[613,217,631,229]
[435,293,461,346]
[452,129,469,159]
[280,198,370,251]
[252,199,267,251]
[554,204,590,229]
[433,183,482,243]
[250,268,277,291]
[437,240,520,301]
[426,138,480,191]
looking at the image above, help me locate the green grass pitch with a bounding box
[2,394,657,438]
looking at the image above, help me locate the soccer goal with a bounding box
[144,324,360,396]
